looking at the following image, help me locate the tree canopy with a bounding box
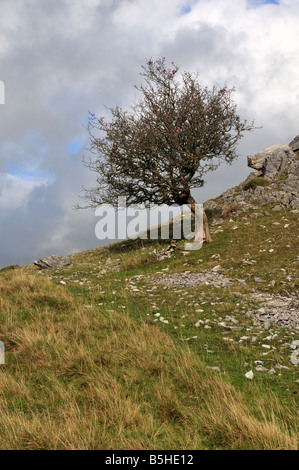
[81,57,256,243]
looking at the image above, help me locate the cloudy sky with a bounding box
[0,0,298,267]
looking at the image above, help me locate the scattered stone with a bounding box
[152,270,233,289]
[211,265,222,272]
[256,365,268,372]
[245,370,254,380]
[248,294,299,330]
[156,240,179,261]
[242,259,256,265]
[207,366,221,372]
[275,363,289,370]
[263,321,271,330]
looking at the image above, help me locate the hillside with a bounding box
[0,140,298,450]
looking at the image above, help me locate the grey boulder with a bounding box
[289,135,299,153]
[34,254,72,269]
[247,144,294,180]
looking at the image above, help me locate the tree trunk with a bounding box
[187,195,212,244]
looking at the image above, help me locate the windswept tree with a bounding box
[82,58,256,244]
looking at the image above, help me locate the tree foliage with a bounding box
[81,58,256,242]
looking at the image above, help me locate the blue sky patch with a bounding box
[180,5,191,15]
[8,166,35,180]
[67,140,84,155]
[248,0,279,7]
[7,165,55,182]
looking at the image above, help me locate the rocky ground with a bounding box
[248,293,299,330]
[122,269,298,380]
[150,271,299,330]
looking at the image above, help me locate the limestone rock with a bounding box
[289,135,299,152]
[247,144,293,180]
[34,254,72,269]
[245,370,254,380]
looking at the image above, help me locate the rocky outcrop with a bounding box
[247,144,291,180]
[289,135,299,153]
[204,136,299,216]
[34,255,72,269]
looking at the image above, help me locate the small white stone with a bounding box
[275,363,289,370]
[245,371,254,380]
[256,365,268,372]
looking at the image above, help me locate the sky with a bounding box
[0,0,298,267]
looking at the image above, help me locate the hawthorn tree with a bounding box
[82,58,255,244]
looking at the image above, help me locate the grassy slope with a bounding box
[0,204,298,450]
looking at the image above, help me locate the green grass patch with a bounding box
[243,177,270,191]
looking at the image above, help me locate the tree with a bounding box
[81,57,256,244]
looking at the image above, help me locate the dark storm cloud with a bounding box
[0,0,147,267]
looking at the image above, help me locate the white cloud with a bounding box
[0,0,298,266]
[0,173,52,212]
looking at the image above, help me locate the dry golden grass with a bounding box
[0,266,297,450]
